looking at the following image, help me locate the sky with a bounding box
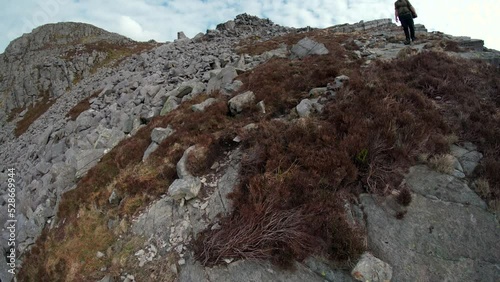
[0,0,499,54]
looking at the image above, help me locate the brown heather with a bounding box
[10,91,56,137]
[66,89,102,121]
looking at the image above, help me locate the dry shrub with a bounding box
[396,186,412,206]
[488,200,500,213]
[114,138,150,169]
[443,40,462,52]
[475,178,491,197]
[445,134,459,145]
[428,154,455,174]
[396,47,418,60]
[196,199,323,267]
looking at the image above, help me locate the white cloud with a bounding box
[0,0,499,52]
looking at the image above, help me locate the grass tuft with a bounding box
[428,154,455,174]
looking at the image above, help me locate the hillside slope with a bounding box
[0,15,499,282]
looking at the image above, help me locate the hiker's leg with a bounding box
[400,17,410,41]
[409,18,416,40]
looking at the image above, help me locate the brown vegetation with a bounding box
[10,91,56,137]
[66,89,102,120]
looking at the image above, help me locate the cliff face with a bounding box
[0,15,499,282]
[0,22,133,124]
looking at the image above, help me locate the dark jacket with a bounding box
[395,0,413,16]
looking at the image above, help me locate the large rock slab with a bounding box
[405,165,486,209]
[290,37,329,59]
[132,196,175,238]
[360,165,500,281]
[207,150,241,220]
[179,258,326,282]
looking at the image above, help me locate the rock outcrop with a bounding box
[0,22,133,120]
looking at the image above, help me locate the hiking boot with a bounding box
[412,37,417,42]
[404,39,411,45]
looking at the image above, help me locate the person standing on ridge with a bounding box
[395,0,417,45]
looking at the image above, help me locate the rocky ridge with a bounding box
[0,22,137,123]
[0,14,499,282]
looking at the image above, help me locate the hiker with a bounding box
[395,0,417,45]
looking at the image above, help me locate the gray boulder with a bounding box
[296,99,315,118]
[142,143,159,161]
[192,98,218,112]
[39,125,54,145]
[296,98,323,118]
[97,275,115,282]
[168,177,202,201]
[207,66,238,94]
[35,161,51,174]
[50,162,76,193]
[152,88,169,107]
[308,87,327,97]
[75,111,98,132]
[93,125,126,149]
[351,252,392,282]
[108,190,122,205]
[228,91,255,115]
[221,80,244,96]
[290,37,329,59]
[177,146,196,179]
[151,126,175,144]
[177,80,206,98]
[459,150,483,176]
[328,75,350,91]
[160,96,180,115]
[67,149,106,178]
[261,44,289,61]
[177,31,188,40]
